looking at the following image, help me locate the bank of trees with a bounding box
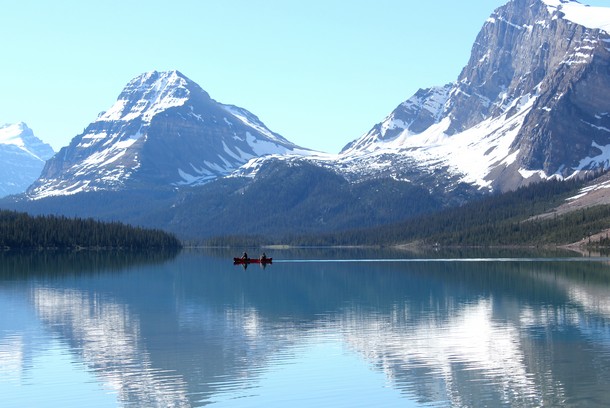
[207,177,610,248]
[308,178,610,247]
[0,210,181,249]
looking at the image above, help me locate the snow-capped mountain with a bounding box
[10,0,610,239]
[27,70,311,198]
[340,0,610,192]
[0,122,54,197]
[25,0,610,202]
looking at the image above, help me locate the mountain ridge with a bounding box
[27,70,312,199]
[0,122,54,197]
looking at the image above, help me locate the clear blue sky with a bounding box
[1,0,608,153]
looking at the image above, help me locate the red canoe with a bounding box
[233,257,273,264]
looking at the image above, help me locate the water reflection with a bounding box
[0,249,180,280]
[1,251,610,407]
[32,287,191,407]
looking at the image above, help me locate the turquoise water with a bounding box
[1,249,610,407]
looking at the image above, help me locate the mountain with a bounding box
[7,0,610,240]
[339,0,610,192]
[0,122,54,197]
[27,70,310,199]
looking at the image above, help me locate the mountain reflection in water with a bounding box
[1,250,609,407]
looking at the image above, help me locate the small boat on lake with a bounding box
[233,257,273,265]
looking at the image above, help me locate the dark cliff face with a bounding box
[448,0,610,180]
[515,38,610,175]
[446,0,553,134]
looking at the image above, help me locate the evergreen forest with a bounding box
[0,210,182,250]
[206,176,610,248]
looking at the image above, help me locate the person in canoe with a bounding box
[242,252,248,261]
[260,252,267,262]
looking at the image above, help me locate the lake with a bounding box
[1,248,610,407]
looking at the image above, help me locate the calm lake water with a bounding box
[1,248,610,407]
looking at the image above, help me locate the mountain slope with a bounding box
[27,70,310,198]
[340,0,610,192]
[265,175,602,248]
[0,123,54,197]
[168,159,445,238]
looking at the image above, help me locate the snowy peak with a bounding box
[99,70,204,123]
[341,85,452,154]
[0,122,54,197]
[0,122,28,144]
[27,70,310,198]
[0,122,54,161]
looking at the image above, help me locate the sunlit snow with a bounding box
[0,122,53,161]
[335,88,540,189]
[221,105,283,144]
[0,123,27,147]
[575,142,610,170]
[99,71,189,123]
[79,138,138,169]
[542,0,610,33]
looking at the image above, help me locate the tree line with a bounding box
[0,210,182,250]
[205,176,610,248]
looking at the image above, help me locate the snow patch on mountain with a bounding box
[229,151,335,180]
[542,0,610,33]
[342,85,452,154]
[569,176,610,201]
[221,105,285,145]
[79,138,139,169]
[0,123,28,147]
[407,97,535,188]
[176,165,219,185]
[337,88,541,189]
[575,141,610,171]
[100,71,190,123]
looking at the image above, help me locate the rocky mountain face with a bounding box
[0,123,54,197]
[27,70,310,198]
[340,0,610,192]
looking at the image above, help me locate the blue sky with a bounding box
[1,0,608,153]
